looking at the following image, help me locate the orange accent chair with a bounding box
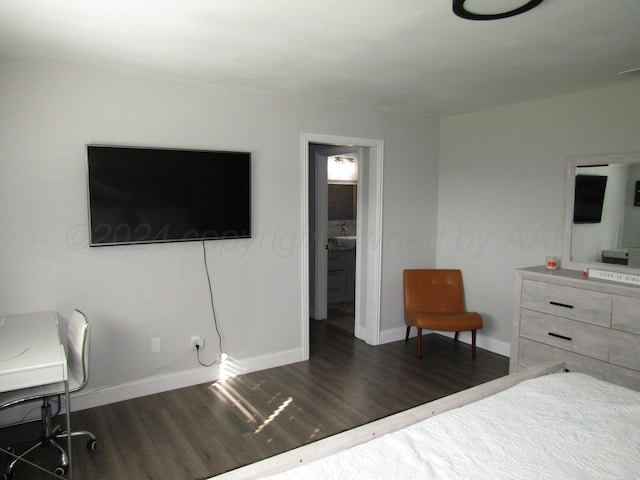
[403,269,483,360]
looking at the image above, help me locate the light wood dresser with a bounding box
[511,266,640,391]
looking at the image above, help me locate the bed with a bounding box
[211,361,640,479]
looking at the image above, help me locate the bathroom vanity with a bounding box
[327,246,356,308]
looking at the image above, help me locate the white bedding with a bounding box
[258,373,640,479]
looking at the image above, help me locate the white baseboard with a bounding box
[379,325,511,358]
[73,347,305,411]
[0,347,304,427]
[73,366,221,412]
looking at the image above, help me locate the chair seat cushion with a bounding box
[412,311,483,331]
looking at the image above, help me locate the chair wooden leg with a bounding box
[471,329,477,359]
[405,326,411,342]
[417,328,422,359]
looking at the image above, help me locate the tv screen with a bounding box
[573,174,607,224]
[87,145,251,246]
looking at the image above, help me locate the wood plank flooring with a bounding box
[0,321,508,479]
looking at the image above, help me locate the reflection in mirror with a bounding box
[563,153,640,274]
[328,184,357,221]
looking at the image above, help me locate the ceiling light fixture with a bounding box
[453,0,544,21]
[328,155,358,183]
[334,156,355,164]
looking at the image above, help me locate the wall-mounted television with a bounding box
[87,145,251,246]
[573,174,607,224]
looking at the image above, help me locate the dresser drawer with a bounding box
[513,267,640,391]
[518,338,608,378]
[609,329,640,371]
[612,295,640,334]
[520,309,609,361]
[521,280,611,327]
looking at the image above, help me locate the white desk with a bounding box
[0,311,73,479]
[0,312,67,390]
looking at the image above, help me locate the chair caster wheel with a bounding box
[54,465,67,476]
[86,439,97,451]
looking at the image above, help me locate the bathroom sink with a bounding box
[330,236,357,249]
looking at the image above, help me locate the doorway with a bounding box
[313,145,359,334]
[301,133,384,360]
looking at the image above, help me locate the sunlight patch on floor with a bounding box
[217,353,246,381]
[254,397,293,434]
[209,380,261,423]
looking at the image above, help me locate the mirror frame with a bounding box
[563,151,640,275]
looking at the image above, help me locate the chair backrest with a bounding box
[67,309,90,392]
[404,269,466,314]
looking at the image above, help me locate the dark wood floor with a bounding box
[1,321,508,480]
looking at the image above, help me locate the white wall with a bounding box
[379,115,441,330]
[0,59,439,413]
[438,80,640,354]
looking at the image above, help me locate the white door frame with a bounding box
[312,148,329,321]
[301,133,384,360]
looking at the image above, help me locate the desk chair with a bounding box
[403,269,483,360]
[0,310,97,478]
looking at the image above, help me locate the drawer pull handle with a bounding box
[548,332,572,341]
[549,301,574,309]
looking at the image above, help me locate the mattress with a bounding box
[257,373,640,479]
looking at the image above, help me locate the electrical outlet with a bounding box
[191,336,204,350]
[151,337,160,353]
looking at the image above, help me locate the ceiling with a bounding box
[1,0,639,117]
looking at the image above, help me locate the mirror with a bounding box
[563,152,640,274]
[328,184,357,220]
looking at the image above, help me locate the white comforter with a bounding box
[259,373,640,479]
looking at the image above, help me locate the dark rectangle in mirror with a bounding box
[573,174,607,224]
[328,184,357,220]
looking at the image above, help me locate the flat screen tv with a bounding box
[573,174,607,224]
[87,145,251,246]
